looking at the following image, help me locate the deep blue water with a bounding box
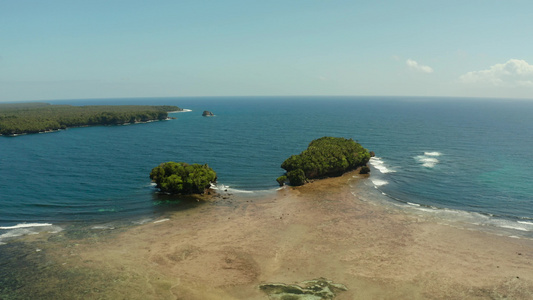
[1,96,533,241]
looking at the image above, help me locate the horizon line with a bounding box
[2,94,533,103]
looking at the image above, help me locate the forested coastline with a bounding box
[0,102,182,136]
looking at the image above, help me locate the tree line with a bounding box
[0,103,181,135]
[277,137,371,186]
[150,162,217,195]
[149,137,371,196]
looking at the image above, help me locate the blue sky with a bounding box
[1,0,533,101]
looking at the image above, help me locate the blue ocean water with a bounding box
[1,96,533,241]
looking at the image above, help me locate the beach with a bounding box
[5,171,533,299]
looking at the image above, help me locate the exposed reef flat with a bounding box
[3,172,533,299]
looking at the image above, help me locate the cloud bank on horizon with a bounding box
[459,59,533,88]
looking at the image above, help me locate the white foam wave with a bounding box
[169,109,192,113]
[211,183,256,194]
[132,218,153,225]
[210,183,224,190]
[400,204,533,234]
[499,225,529,232]
[0,223,53,230]
[415,155,439,168]
[369,157,395,174]
[91,225,115,230]
[414,151,442,168]
[154,218,170,224]
[356,176,532,238]
[371,178,389,187]
[229,189,254,194]
[0,223,63,245]
[518,221,533,225]
[424,152,441,156]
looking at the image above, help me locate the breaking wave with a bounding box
[424,151,441,156]
[169,108,192,113]
[415,151,442,168]
[371,178,389,187]
[369,157,395,174]
[0,223,63,245]
[0,223,53,230]
[211,183,254,194]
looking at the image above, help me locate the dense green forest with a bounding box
[278,137,371,186]
[150,162,217,195]
[0,102,181,136]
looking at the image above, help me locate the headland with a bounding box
[0,103,181,136]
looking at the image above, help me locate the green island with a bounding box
[150,162,217,195]
[277,136,371,186]
[0,102,182,136]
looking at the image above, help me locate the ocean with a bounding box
[1,96,533,243]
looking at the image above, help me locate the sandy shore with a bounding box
[6,172,533,299]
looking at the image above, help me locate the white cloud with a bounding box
[406,59,434,73]
[459,59,533,87]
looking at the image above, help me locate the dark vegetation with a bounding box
[277,137,371,186]
[359,165,371,174]
[150,162,217,195]
[0,102,181,136]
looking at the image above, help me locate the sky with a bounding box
[1,0,533,102]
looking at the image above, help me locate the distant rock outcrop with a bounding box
[202,111,214,117]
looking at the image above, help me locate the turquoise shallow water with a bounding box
[1,96,533,241]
